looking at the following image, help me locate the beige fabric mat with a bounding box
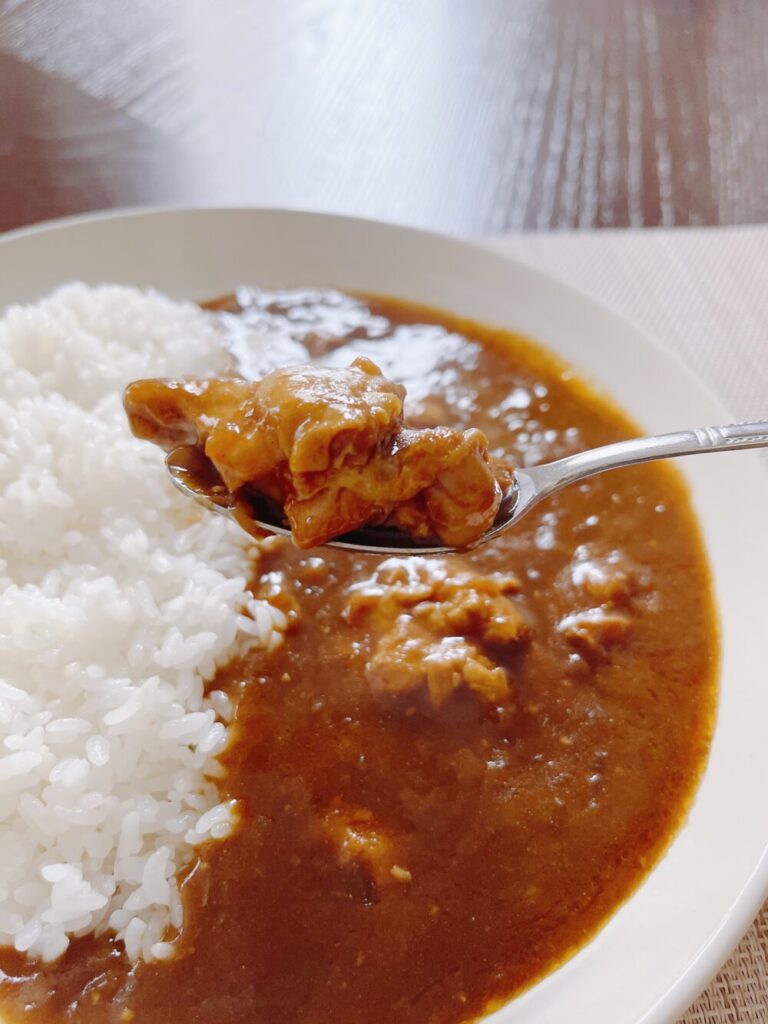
[485,226,768,1022]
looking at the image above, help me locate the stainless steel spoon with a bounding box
[167,421,768,556]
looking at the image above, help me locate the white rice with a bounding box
[0,284,284,963]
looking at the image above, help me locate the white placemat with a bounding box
[486,226,768,422]
[485,225,768,1023]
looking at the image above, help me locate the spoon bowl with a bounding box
[167,420,768,555]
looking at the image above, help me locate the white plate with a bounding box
[1,208,767,1024]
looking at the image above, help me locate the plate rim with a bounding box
[0,202,744,432]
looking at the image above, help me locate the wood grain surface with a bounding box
[1,0,768,234]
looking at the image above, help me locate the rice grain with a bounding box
[0,285,284,962]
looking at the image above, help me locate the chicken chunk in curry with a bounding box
[346,556,528,711]
[123,357,512,549]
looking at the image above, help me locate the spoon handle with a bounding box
[524,421,768,501]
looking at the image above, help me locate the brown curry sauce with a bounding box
[0,290,717,1024]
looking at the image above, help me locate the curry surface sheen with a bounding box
[0,291,717,1024]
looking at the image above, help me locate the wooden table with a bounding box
[1,0,767,235]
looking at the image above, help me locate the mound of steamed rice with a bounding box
[0,285,286,963]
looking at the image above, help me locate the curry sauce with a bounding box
[0,290,717,1024]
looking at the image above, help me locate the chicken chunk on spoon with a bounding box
[124,357,510,550]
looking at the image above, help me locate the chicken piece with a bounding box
[124,359,403,493]
[368,620,510,708]
[418,572,528,645]
[346,556,529,711]
[319,806,409,902]
[555,545,648,664]
[346,556,526,640]
[124,358,510,549]
[568,546,649,607]
[557,607,633,660]
[387,451,513,549]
